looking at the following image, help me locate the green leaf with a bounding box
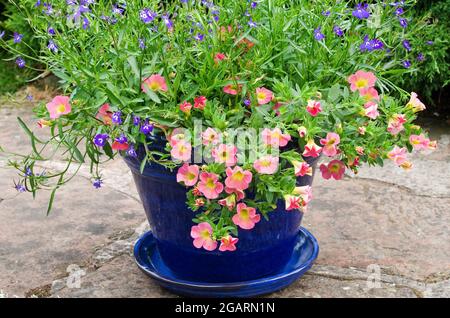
[145,89,161,104]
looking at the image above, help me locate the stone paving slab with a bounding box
[0,104,449,298]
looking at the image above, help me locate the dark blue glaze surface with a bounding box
[134,228,319,297]
[124,136,320,283]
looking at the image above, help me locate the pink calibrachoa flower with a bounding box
[46,96,71,119]
[192,187,202,197]
[273,102,284,116]
[225,187,245,201]
[319,160,345,180]
[261,128,291,148]
[197,172,224,199]
[387,146,408,166]
[191,222,217,251]
[347,70,377,92]
[253,155,279,175]
[219,235,239,252]
[212,144,238,166]
[171,140,192,162]
[225,166,253,191]
[355,146,365,155]
[194,96,207,110]
[407,92,426,112]
[202,127,220,146]
[292,160,313,177]
[387,114,407,135]
[255,87,273,105]
[176,163,200,187]
[320,132,341,157]
[298,126,307,138]
[358,126,366,135]
[293,185,313,205]
[428,140,437,150]
[96,103,113,125]
[214,52,227,64]
[360,87,380,102]
[223,83,242,95]
[306,99,322,117]
[284,195,302,211]
[141,74,168,93]
[232,203,261,230]
[302,140,322,158]
[364,101,380,120]
[409,134,430,151]
[179,101,192,114]
[37,119,51,128]
[194,198,205,207]
[169,132,188,147]
[218,194,237,211]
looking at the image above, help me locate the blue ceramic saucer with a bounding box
[134,228,319,297]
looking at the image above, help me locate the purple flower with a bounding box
[93,133,109,147]
[138,38,146,49]
[0,30,4,39]
[399,18,408,28]
[162,14,174,30]
[352,3,370,20]
[92,178,103,189]
[140,8,157,24]
[194,33,204,41]
[25,167,33,177]
[26,94,33,101]
[115,134,128,144]
[16,57,25,68]
[403,60,411,68]
[111,111,122,125]
[248,18,257,28]
[360,35,383,52]
[82,17,90,29]
[333,26,344,37]
[402,40,411,52]
[426,41,434,45]
[314,27,325,41]
[48,27,56,35]
[126,145,137,158]
[395,7,404,16]
[417,53,425,62]
[243,99,251,106]
[251,2,258,9]
[48,40,58,53]
[112,5,124,15]
[322,10,331,17]
[13,32,23,43]
[14,182,26,193]
[140,121,154,135]
[133,115,140,126]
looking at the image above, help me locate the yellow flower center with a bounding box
[232,171,244,181]
[201,230,210,239]
[56,104,66,114]
[206,178,216,189]
[257,92,266,100]
[186,172,196,180]
[149,82,161,91]
[356,79,368,88]
[239,208,249,220]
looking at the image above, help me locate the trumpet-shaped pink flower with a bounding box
[298,126,307,138]
[320,160,345,180]
[219,235,239,252]
[348,70,377,92]
[197,172,224,199]
[284,195,302,211]
[320,132,341,157]
[261,128,291,147]
[194,198,205,207]
[202,127,220,146]
[387,114,407,135]
[171,140,192,162]
[306,100,322,117]
[387,146,408,166]
[191,222,217,251]
[225,166,252,191]
[141,74,168,93]
[409,134,430,151]
[303,140,322,158]
[355,146,365,155]
[212,144,237,166]
[293,185,313,205]
[360,87,380,102]
[407,92,426,112]
[223,83,242,95]
[232,203,260,230]
[256,87,273,105]
[96,103,113,125]
[358,126,366,135]
[364,101,380,119]
[218,195,237,211]
[214,52,227,64]
[46,96,71,119]
[37,119,51,128]
[253,155,279,175]
[225,187,245,201]
[179,101,192,114]
[176,163,200,186]
[194,96,207,110]
[292,161,313,177]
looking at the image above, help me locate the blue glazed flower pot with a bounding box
[124,136,320,283]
